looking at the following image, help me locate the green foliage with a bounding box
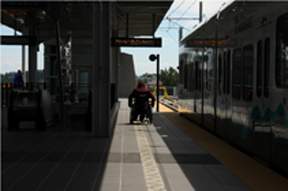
[36,70,44,83]
[1,72,15,83]
[139,73,156,79]
[1,70,44,83]
[137,78,143,83]
[160,67,179,86]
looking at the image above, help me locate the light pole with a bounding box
[149,54,160,112]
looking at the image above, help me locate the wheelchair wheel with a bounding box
[149,113,152,124]
[148,107,153,124]
[130,109,134,124]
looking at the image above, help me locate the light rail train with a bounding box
[178,1,288,174]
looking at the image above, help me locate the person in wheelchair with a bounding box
[128,80,155,124]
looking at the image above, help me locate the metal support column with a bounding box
[28,29,37,88]
[55,20,64,120]
[179,27,183,41]
[126,14,129,38]
[22,45,26,84]
[156,55,159,112]
[112,30,119,104]
[152,14,155,37]
[199,1,203,23]
[149,54,160,112]
[92,2,111,137]
[116,47,119,103]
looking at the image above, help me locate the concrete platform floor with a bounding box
[3,99,287,191]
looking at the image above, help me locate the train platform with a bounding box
[3,99,288,191]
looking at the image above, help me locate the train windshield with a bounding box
[276,13,288,88]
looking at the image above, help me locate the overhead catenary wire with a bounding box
[165,0,200,32]
[158,27,180,30]
[167,0,185,18]
[166,18,190,31]
[178,0,198,21]
[166,30,178,44]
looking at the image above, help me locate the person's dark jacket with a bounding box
[128,87,155,107]
[13,73,23,84]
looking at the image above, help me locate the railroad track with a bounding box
[158,98,178,112]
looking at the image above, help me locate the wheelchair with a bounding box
[129,101,153,124]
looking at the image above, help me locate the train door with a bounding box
[216,52,226,137]
[203,49,215,132]
[224,51,232,138]
[275,12,288,172]
[230,48,243,144]
[193,59,202,125]
[215,51,231,138]
[242,44,254,149]
[194,61,199,114]
[251,22,272,162]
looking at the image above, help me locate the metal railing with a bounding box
[1,82,92,108]
[1,82,45,108]
[146,85,178,99]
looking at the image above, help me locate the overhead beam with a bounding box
[166,17,199,20]
[1,13,26,33]
[1,35,36,45]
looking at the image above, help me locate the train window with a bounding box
[187,64,190,92]
[218,54,222,95]
[223,52,227,94]
[187,65,190,92]
[232,48,242,100]
[179,60,184,84]
[79,71,89,93]
[199,62,202,91]
[190,70,193,92]
[276,13,288,88]
[192,64,195,91]
[264,38,270,97]
[206,51,213,91]
[188,64,194,92]
[206,57,208,90]
[227,51,231,94]
[243,44,253,101]
[184,64,188,89]
[195,61,199,90]
[257,40,262,97]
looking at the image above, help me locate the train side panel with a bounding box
[178,2,288,174]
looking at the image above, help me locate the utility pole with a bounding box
[199,1,203,23]
[149,54,160,112]
[168,1,203,42]
[179,27,183,41]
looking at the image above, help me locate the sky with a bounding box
[0,27,44,74]
[0,0,227,76]
[122,0,228,76]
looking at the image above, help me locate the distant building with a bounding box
[137,73,162,86]
[146,75,162,86]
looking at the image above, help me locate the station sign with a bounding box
[111,37,162,47]
[184,38,235,48]
[2,2,47,10]
[1,36,36,45]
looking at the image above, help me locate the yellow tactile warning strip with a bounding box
[158,103,288,191]
[134,125,166,191]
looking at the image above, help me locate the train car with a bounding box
[178,1,288,174]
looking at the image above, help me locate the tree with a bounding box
[1,72,16,83]
[1,70,44,83]
[160,67,179,86]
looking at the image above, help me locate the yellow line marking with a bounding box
[159,104,288,191]
[135,125,166,191]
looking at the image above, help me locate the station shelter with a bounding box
[1,1,173,137]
